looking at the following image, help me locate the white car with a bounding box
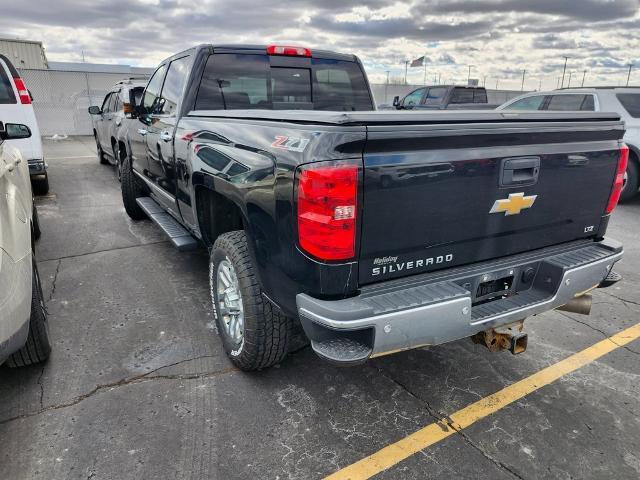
[498,87,640,201]
[0,53,48,195]
[0,121,50,367]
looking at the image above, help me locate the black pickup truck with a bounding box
[117,44,626,371]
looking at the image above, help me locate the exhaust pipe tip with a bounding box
[557,294,593,316]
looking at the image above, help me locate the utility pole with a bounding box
[483,75,487,87]
[404,60,409,85]
[467,64,473,84]
[384,70,390,103]
[495,79,499,89]
[521,69,526,91]
[567,71,572,88]
[437,72,441,84]
[538,78,542,90]
[561,56,569,88]
[581,70,587,87]
[627,64,634,86]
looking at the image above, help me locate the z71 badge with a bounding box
[271,135,309,153]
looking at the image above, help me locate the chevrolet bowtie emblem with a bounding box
[489,192,537,216]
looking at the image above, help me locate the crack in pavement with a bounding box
[46,259,62,303]
[38,240,173,264]
[36,366,46,410]
[600,290,640,308]
[369,365,526,480]
[0,355,236,427]
[557,311,640,356]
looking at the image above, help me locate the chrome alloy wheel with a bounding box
[216,259,244,343]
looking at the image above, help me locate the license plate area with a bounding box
[476,275,514,302]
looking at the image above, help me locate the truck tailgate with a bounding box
[358,115,624,285]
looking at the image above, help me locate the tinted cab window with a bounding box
[402,88,425,108]
[195,54,373,111]
[160,56,191,115]
[423,87,447,105]
[143,64,168,114]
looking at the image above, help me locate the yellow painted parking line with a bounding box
[325,322,640,480]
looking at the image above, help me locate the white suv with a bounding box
[0,121,51,367]
[498,87,640,201]
[0,54,48,195]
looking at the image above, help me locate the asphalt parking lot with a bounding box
[1,136,639,480]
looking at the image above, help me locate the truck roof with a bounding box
[161,44,358,65]
[188,109,621,126]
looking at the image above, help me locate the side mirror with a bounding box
[88,106,101,115]
[392,95,400,108]
[0,123,31,140]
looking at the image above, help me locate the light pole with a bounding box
[404,60,409,85]
[567,71,573,88]
[521,69,526,91]
[627,64,634,86]
[556,76,560,89]
[581,69,587,87]
[468,65,474,84]
[483,75,487,87]
[495,79,499,89]
[384,70,390,103]
[561,56,569,88]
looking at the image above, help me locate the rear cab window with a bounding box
[616,93,640,118]
[194,52,373,111]
[0,62,16,104]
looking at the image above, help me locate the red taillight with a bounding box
[266,45,312,57]
[606,144,629,214]
[13,77,31,104]
[297,162,358,261]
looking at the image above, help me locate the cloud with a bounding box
[0,0,637,90]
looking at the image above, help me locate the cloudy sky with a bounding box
[1,0,639,90]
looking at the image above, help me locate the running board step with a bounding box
[136,197,198,251]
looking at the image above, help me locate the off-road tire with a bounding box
[32,204,41,241]
[31,171,49,195]
[620,156,639,203]
[6,259,51,367]
[210,231,290,371]
[120,154,147,220]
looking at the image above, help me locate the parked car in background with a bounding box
[88,77,147,180]
[0,54,48,195]
[392,85,499,110]
[0,121,50,367]
[118,44,623,371]
[498,87,640,201]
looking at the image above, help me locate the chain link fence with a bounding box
[18,68,524,136]
[17,68,149,136]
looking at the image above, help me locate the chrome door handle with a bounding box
[160,131,172,142]
[138,128,148,136]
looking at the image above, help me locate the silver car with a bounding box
[88,77,147,180]
[0,121,50,367]
[498,87,640,201]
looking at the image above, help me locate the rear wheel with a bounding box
[6,259,51,367]
[210,231,290,371]
[121,154,147,220]
[620,156,639,202]
[31,171,49,195]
